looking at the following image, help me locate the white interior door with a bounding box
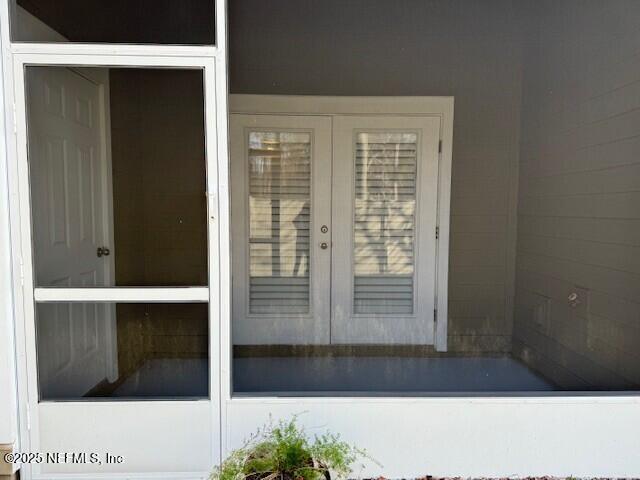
[27,66,117,396]
[230,114,332,344]
[331,115,441,344]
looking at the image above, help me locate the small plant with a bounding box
[210,415,375,480]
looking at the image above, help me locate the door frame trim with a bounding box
[229,94,455,351]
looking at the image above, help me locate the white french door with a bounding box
[230,114,332,344]
[230,108,442,346]
[331,115,440,344]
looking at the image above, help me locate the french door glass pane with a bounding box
[12,0,215,44]
[26,66,207,287]
[36,302,209,400]
[248,132,311,314]
[353,132,417,315]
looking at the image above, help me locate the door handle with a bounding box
[320,242,328,250]
[97,246,111,258]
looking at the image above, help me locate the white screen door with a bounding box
[231,114,332,344]
[230,109,442,346]
[15,56,219,478]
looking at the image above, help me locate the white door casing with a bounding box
[331,115,441,344]
[27,66,118,396]
[230,114,332,344]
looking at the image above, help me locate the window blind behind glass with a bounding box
[248,131,311,314]
[353,132,417,315]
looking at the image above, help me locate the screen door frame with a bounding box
[9,51,222,479]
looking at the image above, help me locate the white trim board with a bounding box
[230,94,454,116]
[0,4,18,456]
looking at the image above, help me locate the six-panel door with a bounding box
[28,66,118,399]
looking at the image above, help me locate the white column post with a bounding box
[0,16,19,478]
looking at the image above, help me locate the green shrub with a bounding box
[210,415,374,480]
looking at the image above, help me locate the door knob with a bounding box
[97,246,111,258]
[320,242,328,250]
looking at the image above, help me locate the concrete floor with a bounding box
[233,355,557,394]
[111,355,556,397]
[112,358,208,398]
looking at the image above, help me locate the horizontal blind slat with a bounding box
[353,132,417,315]
[248,131,311,315]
